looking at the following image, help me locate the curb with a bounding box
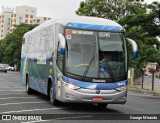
[128,86,160,96]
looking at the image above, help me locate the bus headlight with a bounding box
[64,83,80,90]
[115,85,127,91]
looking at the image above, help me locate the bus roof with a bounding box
[24,16,124,37]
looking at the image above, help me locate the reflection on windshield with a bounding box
[99,33,126,78]
[65,29,127,79]
[99,51,126,79]
[65,30,99,78]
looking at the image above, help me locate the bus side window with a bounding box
[57,42,63,71]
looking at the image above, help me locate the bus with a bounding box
[20,16,138,108]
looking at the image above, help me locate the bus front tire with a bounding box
[26,76,32,94]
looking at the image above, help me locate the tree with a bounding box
[0,24,38,70]
[76,0,160,77]
[76,0,145,21]
[119,1,160,74]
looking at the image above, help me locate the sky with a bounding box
[0,0,83,18]
[0,0,160,18]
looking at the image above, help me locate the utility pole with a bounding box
[148,63,157,91]
[152,71,155,91]
[141,66,145,89]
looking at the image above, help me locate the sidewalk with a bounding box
[128,76,160,96]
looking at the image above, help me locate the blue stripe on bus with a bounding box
[62,76,127,90]
[66,22,124,31]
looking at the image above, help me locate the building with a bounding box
[0,6,51,40]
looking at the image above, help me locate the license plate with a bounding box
[92,96,103,101]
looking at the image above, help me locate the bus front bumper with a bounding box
[59,84,127,104]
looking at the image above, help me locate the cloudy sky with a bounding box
[0,0,160,18]
[0,0,83,17]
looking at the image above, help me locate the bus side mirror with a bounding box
[58,33,66,55]
[126,38,138,59]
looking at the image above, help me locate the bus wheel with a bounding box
[26,76,32,94]
[98,104,108,109]
[49,84,59,106]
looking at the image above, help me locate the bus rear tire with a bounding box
[26,76,32,94]
[49,83,59,106]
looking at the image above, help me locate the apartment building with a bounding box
[0,6,51,40]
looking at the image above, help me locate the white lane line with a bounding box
[0,93,26,95]
[0,97,36,100]
[0,101,49,106]
[0,88,24,90]
[21,120,51,123]
[0,107,62,114]
[0,85,19,86]
[0,90,25,91]
[21,115,93,123]
[0,87,24,88]
[0,83,18,84]
[0,83,17,84]
[55,115,93,120]
[0,84,18,85]
[0,84,24,87]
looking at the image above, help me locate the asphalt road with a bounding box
[0,71,160,123]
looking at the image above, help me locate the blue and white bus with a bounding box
[20,16,138,108]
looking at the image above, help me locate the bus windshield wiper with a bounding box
[82,56,95,81]
[105,60,115,82]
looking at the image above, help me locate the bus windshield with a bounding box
[65,29,127,79]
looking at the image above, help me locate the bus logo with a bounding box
[98,32,110,39]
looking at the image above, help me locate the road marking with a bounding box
[21,120,51,123]
[0,85,24,87]
[0,83,19,84]
[0,107,62,114]
[0,84,23,86]
[0,97,36,100]
[0,86,23,88]
[0,85,23,86]
[0,90,25,91]
[0,101,49,106]
[0,93,26,95]
[22,115,94,122]
[0,84,21,85]
[55,115,93,120]
[20,114,90,123]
